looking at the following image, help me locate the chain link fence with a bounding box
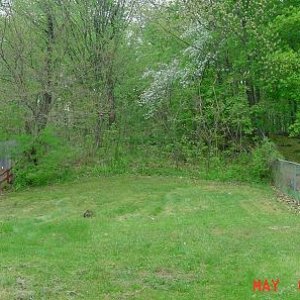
[273,159,300,200]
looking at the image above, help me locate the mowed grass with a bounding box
[0,176,300,299]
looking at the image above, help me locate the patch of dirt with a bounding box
[15,276,34,300]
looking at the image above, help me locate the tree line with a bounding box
[0,0,299,186]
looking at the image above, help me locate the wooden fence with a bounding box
[0,168,13,192]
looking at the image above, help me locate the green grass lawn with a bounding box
[0,175,300,299]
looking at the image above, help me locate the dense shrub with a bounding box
[13,129,75,189]
[249,139,282,180]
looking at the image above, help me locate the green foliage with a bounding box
[197,140,282,183]
[0,0,299,187]
[13,129,74,188]
[249,139,282,180]
[273,7,300,51]
[289,111,300,137]
[269,134,300,163]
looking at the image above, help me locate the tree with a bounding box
[0,0,70,135]
[66,0,133,148]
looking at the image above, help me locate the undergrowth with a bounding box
[9,130,281,190]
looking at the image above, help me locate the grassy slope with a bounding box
[0,176,299,299]
[270,134,300,163]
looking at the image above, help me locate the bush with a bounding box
[13,129,74,189]
[199,139,282,183]
[249,138,282,180]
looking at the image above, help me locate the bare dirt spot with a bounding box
[15,276,34,300]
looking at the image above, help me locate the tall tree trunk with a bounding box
[95,107,104,149]
[245,78,256,106]
[37,7,54,133]
[107,72,116,126]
